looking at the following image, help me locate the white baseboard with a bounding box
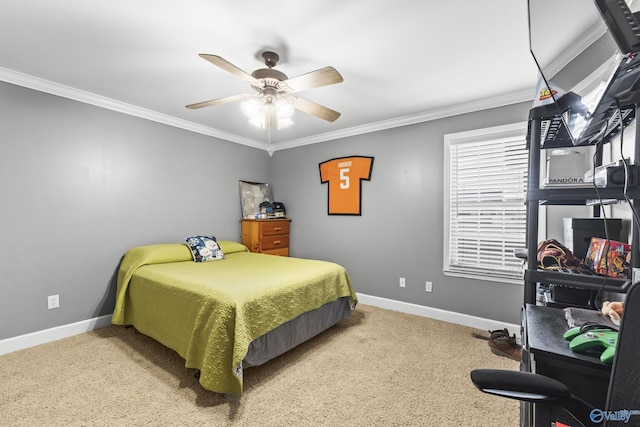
[356,293,521,341]
[0,315,113,356]
[0,296,521,356]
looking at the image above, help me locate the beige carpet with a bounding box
[0,304,519,426]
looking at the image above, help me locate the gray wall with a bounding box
[0,81,270,340]
[1,78,531,342]
[270,102,533,325]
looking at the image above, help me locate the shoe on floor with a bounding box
[488,329,522,361]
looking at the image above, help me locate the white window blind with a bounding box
[444,124,528,282]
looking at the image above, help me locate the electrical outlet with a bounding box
[425,281,433,292]
[399,277,406,288]
[47,294,60,309]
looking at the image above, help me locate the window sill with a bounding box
[443,269,523,286]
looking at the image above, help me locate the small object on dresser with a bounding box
[272,202,286,218]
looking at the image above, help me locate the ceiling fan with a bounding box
[186,51,343,129]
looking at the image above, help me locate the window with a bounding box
[444,122,528,283]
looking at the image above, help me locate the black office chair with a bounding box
[470,280,640,427]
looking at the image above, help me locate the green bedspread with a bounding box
[112,241,356,396]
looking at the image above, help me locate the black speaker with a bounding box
[594,165,638,188]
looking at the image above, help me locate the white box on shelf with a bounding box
[543,149,591,188]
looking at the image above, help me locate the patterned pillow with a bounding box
[185,236,226,262]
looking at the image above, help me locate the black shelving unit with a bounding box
[524,104,640,305]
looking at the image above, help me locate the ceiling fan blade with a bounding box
[282,67,343,93]
[185,93,246,110]
[199,54,261,85]
[293,97,341,122]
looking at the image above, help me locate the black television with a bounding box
[528,0,640,147]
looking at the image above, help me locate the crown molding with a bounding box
[539,24,606,80]
[0,66,265,150]
[0,66,532,153]
[272,88,534,151]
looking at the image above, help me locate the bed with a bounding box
[111,240,357,396]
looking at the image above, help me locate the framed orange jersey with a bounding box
[319,156,374,215]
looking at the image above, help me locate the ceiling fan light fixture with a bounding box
[248,114,294,130]
[275,97,295,119]
[240,95,263,118]
[241,93,296,129]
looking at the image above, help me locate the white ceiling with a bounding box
[0,0,538,151]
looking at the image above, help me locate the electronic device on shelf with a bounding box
[528,0,640,147]
[583,159,640,187]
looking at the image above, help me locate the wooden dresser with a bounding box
[240,218,291,256]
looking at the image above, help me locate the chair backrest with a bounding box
[603,280,640,426]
